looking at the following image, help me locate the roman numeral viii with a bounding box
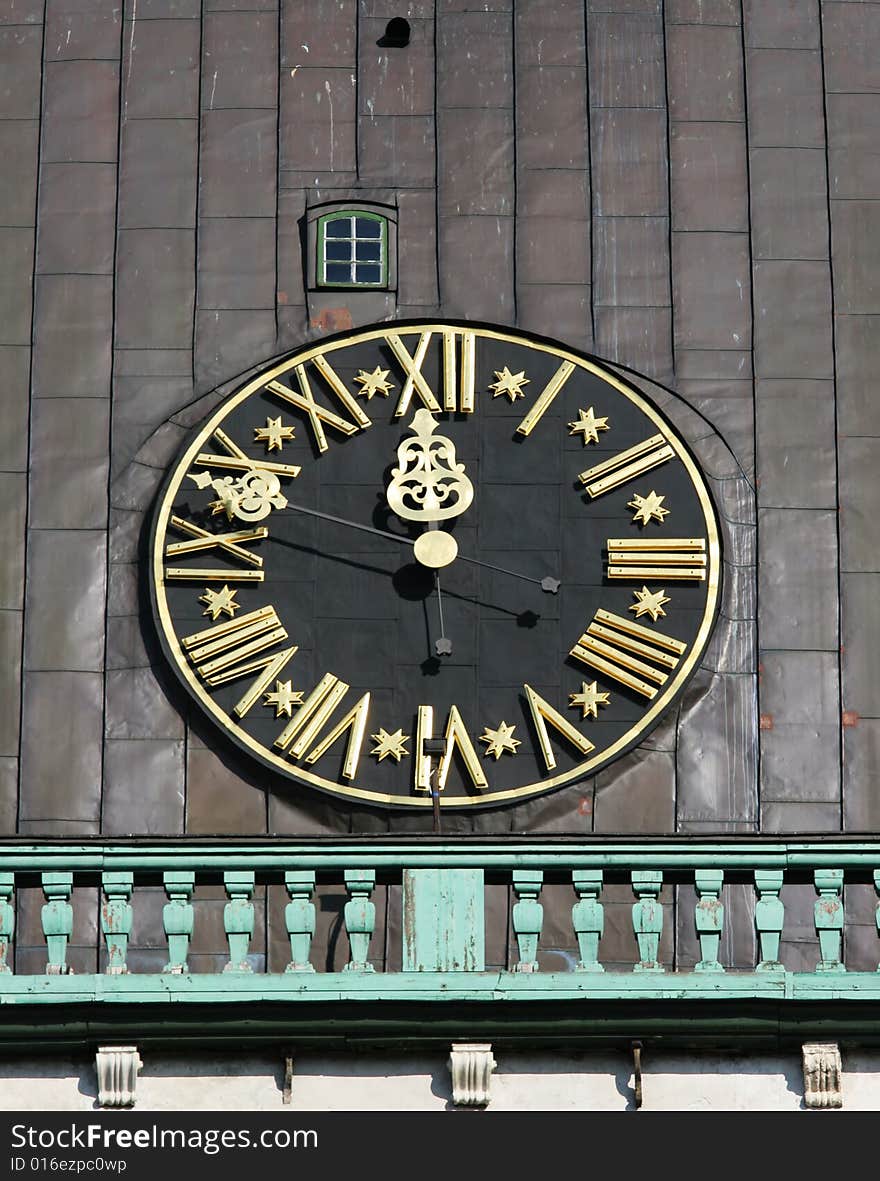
[569,609,687,700]
[181,606,297,718]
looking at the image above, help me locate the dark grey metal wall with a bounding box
[0,0,875,844]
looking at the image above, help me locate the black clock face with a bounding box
[150,321,721,809]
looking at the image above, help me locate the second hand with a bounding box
[434,573,452,657]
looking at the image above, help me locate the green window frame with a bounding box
[317,210,389,289]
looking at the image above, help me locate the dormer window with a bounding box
[317,210,389,289]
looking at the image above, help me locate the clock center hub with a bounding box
[413,530,458,569]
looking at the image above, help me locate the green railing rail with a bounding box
[1,836,880,1048]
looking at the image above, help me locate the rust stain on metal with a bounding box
[311,308,353,332]
[759,714,773,731]
[843,710,860,728]
[578,796,592,816]
[277,290,289,305]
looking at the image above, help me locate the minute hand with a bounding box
[284,501,560,594]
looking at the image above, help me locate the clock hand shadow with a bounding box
[269,534,398,580]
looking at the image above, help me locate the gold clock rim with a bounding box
[151,323,722,808]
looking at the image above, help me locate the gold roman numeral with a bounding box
[413,704,488,793]
[606,537,708,581]
[569,609,687,700]
[273,673,370,781]
[266,352,372,454]
[194,426,301,479]
[516,360,576,437]
[523,684,595,773]
[579,434,675,498]
[163,516,268,583]
[388,329,477,417]
[181,606,297,717]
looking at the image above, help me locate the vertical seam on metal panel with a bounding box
[354,0,360,182]
[739,0,761,831]
[817,0,844,834]
[274,0,282,342]
[511,5,518,326]
[660,0,675,376]
[583,1,596,348]
[99,0,127,835]
[433,3,441,311]
[16,1,48,842]
[192,0,205,391]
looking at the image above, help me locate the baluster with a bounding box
[223,870,255,973]
[572,870,604,973]
[343,870,376,972]
[754,870,784,970]
[162,871,194,974]
[814,869,845,974]
[0,873,14,974]
[512,870,543,973]
[694,870,724,973]
[874,870,880,971]
[285,870,316,973]
[41,872,73,976]
[101,872,133,975]
[631,871,664,972]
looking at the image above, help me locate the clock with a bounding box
[149,320,721,810]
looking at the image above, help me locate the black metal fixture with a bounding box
[378,17,411,47]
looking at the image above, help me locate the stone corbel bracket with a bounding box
[96,1045,142,1108]
[802,1042,843,1109]
[448,1042,496,1108]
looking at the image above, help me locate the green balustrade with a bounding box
[0,840,871,1033]
[41,872,73,976]
[631,871,664,972]
[0,872,13,974]
[512,870,544,973]
[101,871,133,975]
[814,869,845,974]
[162,871,194,974]
[285,870,316,973]
[572,869,604,973]
[223,870,255,973]
[755,870,784,970]
[342,869,375,972]
[694,870,724,973]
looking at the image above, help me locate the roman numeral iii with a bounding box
[605,537,708,581]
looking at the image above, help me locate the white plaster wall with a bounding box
[0,1050,877,1110]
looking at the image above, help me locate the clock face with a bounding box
[149,321,721,810]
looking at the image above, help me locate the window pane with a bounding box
[355,217,382,239]
[325,262,351,283]
[354,264,382,284]
[355,242,381,263]
[325,218,352,238]
[325,240,352,261]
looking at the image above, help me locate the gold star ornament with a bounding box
[263,680,304,718]
[199,584,240,620]
[569,681,611,720]
[568,406,609,445]
[489,366,530,402]
[354,366,394,400]
[254,416,296,452]
[629,490,670,526]
[479,721,521,759]
[630,586,670,622]
[370,728,410,762]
